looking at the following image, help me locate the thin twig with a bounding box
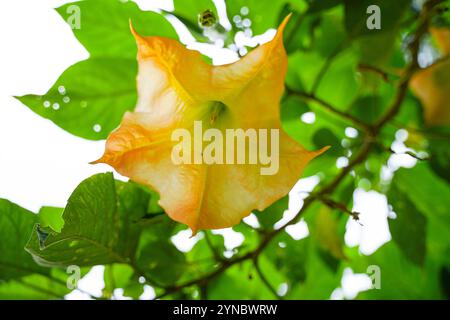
[318,196,362,225]
[286,87,371,131]
[253,257,282,300]
[357,63,397,83]
[377,142,429,161]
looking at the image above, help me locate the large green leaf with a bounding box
[57,0,178,58]
[388,184,427,266]
[25,173,149,267]
[135,216,187,287]
[18,58,136,140]
[393,164,450,235]
[137,241,186,287]
[427,126,450,183]
[388,163,450,274]
[0,200,86,299]
[18,0,178,140]
[0,200,50,280]
[0,273,69,300]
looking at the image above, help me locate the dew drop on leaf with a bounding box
[345,127,358,138]
[58,85,66,95]
[93,124,102,132]
[301,112,316,124]
[242,18,251,28]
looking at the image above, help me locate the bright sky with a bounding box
[0,0,418,300]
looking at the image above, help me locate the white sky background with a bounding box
[0,0,418,300]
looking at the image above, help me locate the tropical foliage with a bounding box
[1,0,449,299]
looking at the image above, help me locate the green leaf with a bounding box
[388,184,427,265]
[314,10,346,57]
[393,163,450,235]
[18,58,136,140]
[135,216,186,287]
[265,233,310,284]
[307,0,341,14]
[349,95,385,124]
[389,163,450,273]
[136,241,186,287]
[25,173,148,267]
[0,273,69,300]
[309,205,346,261]
[312,128,342,156]
[57,0,178,58]
[103,264,137,299]
[315,50,359,108]
[186,232,225,273]
[428,126,450,183]
[39,207,64,233]
[207,260,284,299]
[0,200,50,280]
[284,239,341,299]
[254,196,288,230]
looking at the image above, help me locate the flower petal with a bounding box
[212,14,290,127]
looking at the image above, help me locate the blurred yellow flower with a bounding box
[410,27,450,126]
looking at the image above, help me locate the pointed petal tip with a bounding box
[89,159,101,165]
[129,19,137,37]
[129,19,146,44]
[189,228,198,237]
[316,145,331,156]
[279,13,292,32]
[89,155,106,165]
[274,13,292,42]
